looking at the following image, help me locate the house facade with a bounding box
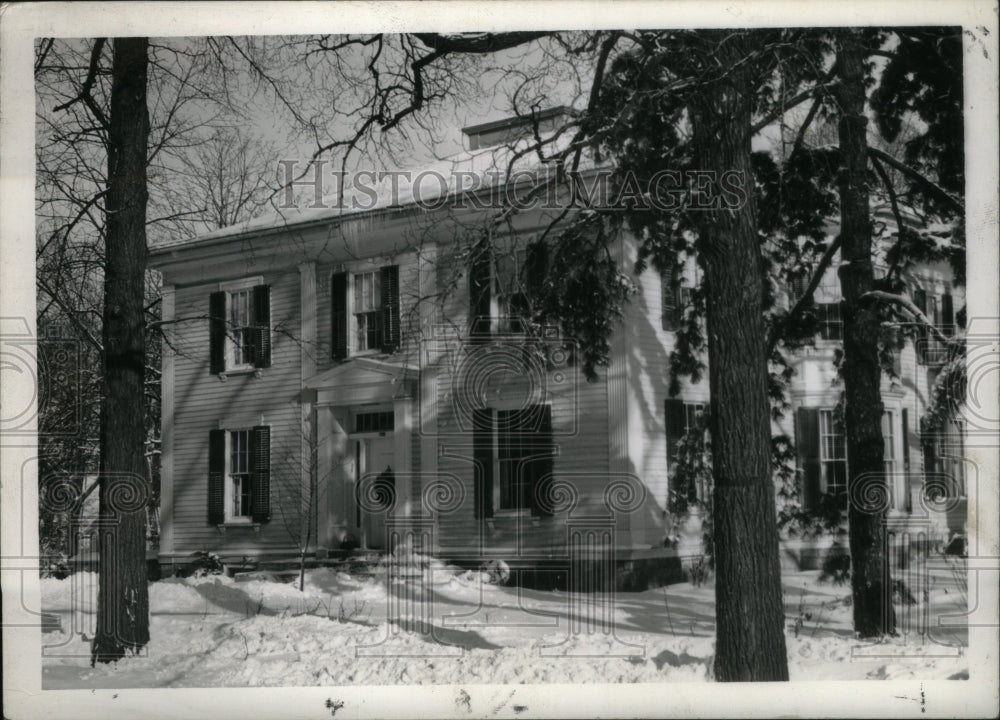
[150,123,966,586]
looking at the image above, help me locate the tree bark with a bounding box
[690,32,789,681]
[92,37,151,664]
[834,29,895,638]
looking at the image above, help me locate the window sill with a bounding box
[493,509,530,518]
[217,367,263,381]
[217,521,261,533]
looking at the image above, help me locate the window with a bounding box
[497,409,534,510]
[665,399,709,509]
[882,410,907,510]
[228,429,252,520]
[472,405,554,518]
[228,289,254,367]
[468,241,547,338]
[913,287,955,365]
[496,249,529,334]
[355,410,394,434]
[661,270,691,332]
[208,426,270,525]
[924,417,966,498]
[789,266,811,302]
[209,284,271,374]
[819,409,847,502]
[331,266,400,359]
[817,303,842,341]
[353,271,383,351]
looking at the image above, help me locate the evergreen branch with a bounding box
[766,234,843,354]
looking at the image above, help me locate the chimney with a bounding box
[461,106,573,151]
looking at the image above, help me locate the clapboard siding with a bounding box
[169,267,305,556]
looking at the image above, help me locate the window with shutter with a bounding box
[209,283,270,373]
[331,266,401,358]
[208,425,270,525]
[472,405,554,516]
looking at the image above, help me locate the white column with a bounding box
[299,263,317,552]
[159,285,176,562]
[315,406,332,550]
[393,397,413,517]
[417,245,439,521]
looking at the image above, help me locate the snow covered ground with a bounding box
[39,555,969,688]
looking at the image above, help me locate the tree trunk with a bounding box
[834,30,896,638]
[690,32,789,682]
[92,37,151,664]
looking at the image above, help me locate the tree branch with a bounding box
[53,38,109,130]
[412,32,550,54]
[868,147,964,214]
[864,290,959,347]
[766,234,844,354]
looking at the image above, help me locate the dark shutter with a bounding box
[250,425,271,523]
[665,399,686,465]
[472,408,494,519]
[380,265,401,353]
[795,408,821,510]
[331,272,349,360]
[913,288,928,364]
[941,293,954,336]
[469,240,492,340]
[530,404,555,517]
[208,429,226,525]
[901,409,910,471]
[901,409,912,511]
[209,291,226,374]
[661,271,679,331]
[525,241,549,312]
[252,284,271,368]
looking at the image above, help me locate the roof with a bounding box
[149,126,597,256]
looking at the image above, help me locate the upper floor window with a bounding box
[661,269,692,332]
[496,248,529,334]
[228,289,255,368]
[817,303,842,341]
[913,286,955,365]
[469,240,547,339]
[331,265,400,360]
[209,283,271,375]
[353,270,383,351]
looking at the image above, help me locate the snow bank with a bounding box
[40,565,968,688]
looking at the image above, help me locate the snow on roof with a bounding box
[150,126,593,254]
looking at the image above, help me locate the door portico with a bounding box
[305,357,416,553]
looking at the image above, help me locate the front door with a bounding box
[358,436,394,549]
